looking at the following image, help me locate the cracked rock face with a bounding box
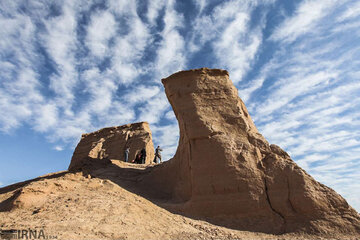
[141,68,360,234]
[68,122,154,170]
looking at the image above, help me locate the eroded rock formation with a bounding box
[2,68,359,239]
[69,122,154,171]
[138,68,360,234]
[65,68,359,235]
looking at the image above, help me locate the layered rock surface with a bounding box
[137,68,360,234]
[69,122,154,170]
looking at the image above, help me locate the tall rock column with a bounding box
[160,68,282,231]
[146,68,360,234]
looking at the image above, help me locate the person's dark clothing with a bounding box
[155,147,163,155]
[154,146,163,163]
[134,153,142,164]
[140,148,146,164]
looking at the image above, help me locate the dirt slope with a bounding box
[0,163,356,240]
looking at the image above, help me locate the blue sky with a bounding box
[0,0,359,211]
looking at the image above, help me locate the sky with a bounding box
[0,0,359,211]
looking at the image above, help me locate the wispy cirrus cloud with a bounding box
[33,103,59,132]
[0,3,43,132]
[146,0,166,25]
[140,0,186,138]
[154,0,185,79]
[86,10,116,59]
[0,0,179,146]
[271,0,337,43]
[337,1,360,22]
[0,1,132,143]
[109,1,151,84]
[190,0,274,83]
[81,68,117,115]
[42,1,79,109]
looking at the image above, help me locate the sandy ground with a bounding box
[0,163,358,240]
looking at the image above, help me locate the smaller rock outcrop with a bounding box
[68,122,154,171]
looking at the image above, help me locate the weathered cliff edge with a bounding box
[137,68,360,234]
[69,122,154,170]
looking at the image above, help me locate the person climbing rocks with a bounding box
[140,148,146,164]
[124,147,130,162]
[153,146,163,164]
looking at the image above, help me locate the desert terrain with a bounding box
[1,68,359,239]
[1,162,357,240]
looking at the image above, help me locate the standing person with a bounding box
[124,147,130,162]
[140,148,146,164]
[154,146,163,164]
[134,152,142,164]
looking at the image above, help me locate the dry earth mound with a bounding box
[2,169,335,240]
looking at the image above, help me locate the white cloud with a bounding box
[0,92,32,132]
[337,1,360,22]
[254,77,360,151]
[213,10,260,82]
[0,5,43,132]
[107,0,131,15]
[154,0,186,79]
[190,0,273,83]
[247,0,360,212]
[238,76,265,103]
[42,0,79,108]
[0,0,153,142]
[296,153,331,169]
[256,71,337,117]
[164,110,176,121]
[81,68,117,115]
[155,30,185,78]
[146,0,166,25]
[54,146,64,151]
[137,94,170,124]
[99,101,136,127]
[237,58,277,103]
[194,0,207,15]
[110,3,151,84]
[271,0,337,43]
[331,20,360,34]
[86,11,117,58]
[123,85,161,105]
[33,103,59,132]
